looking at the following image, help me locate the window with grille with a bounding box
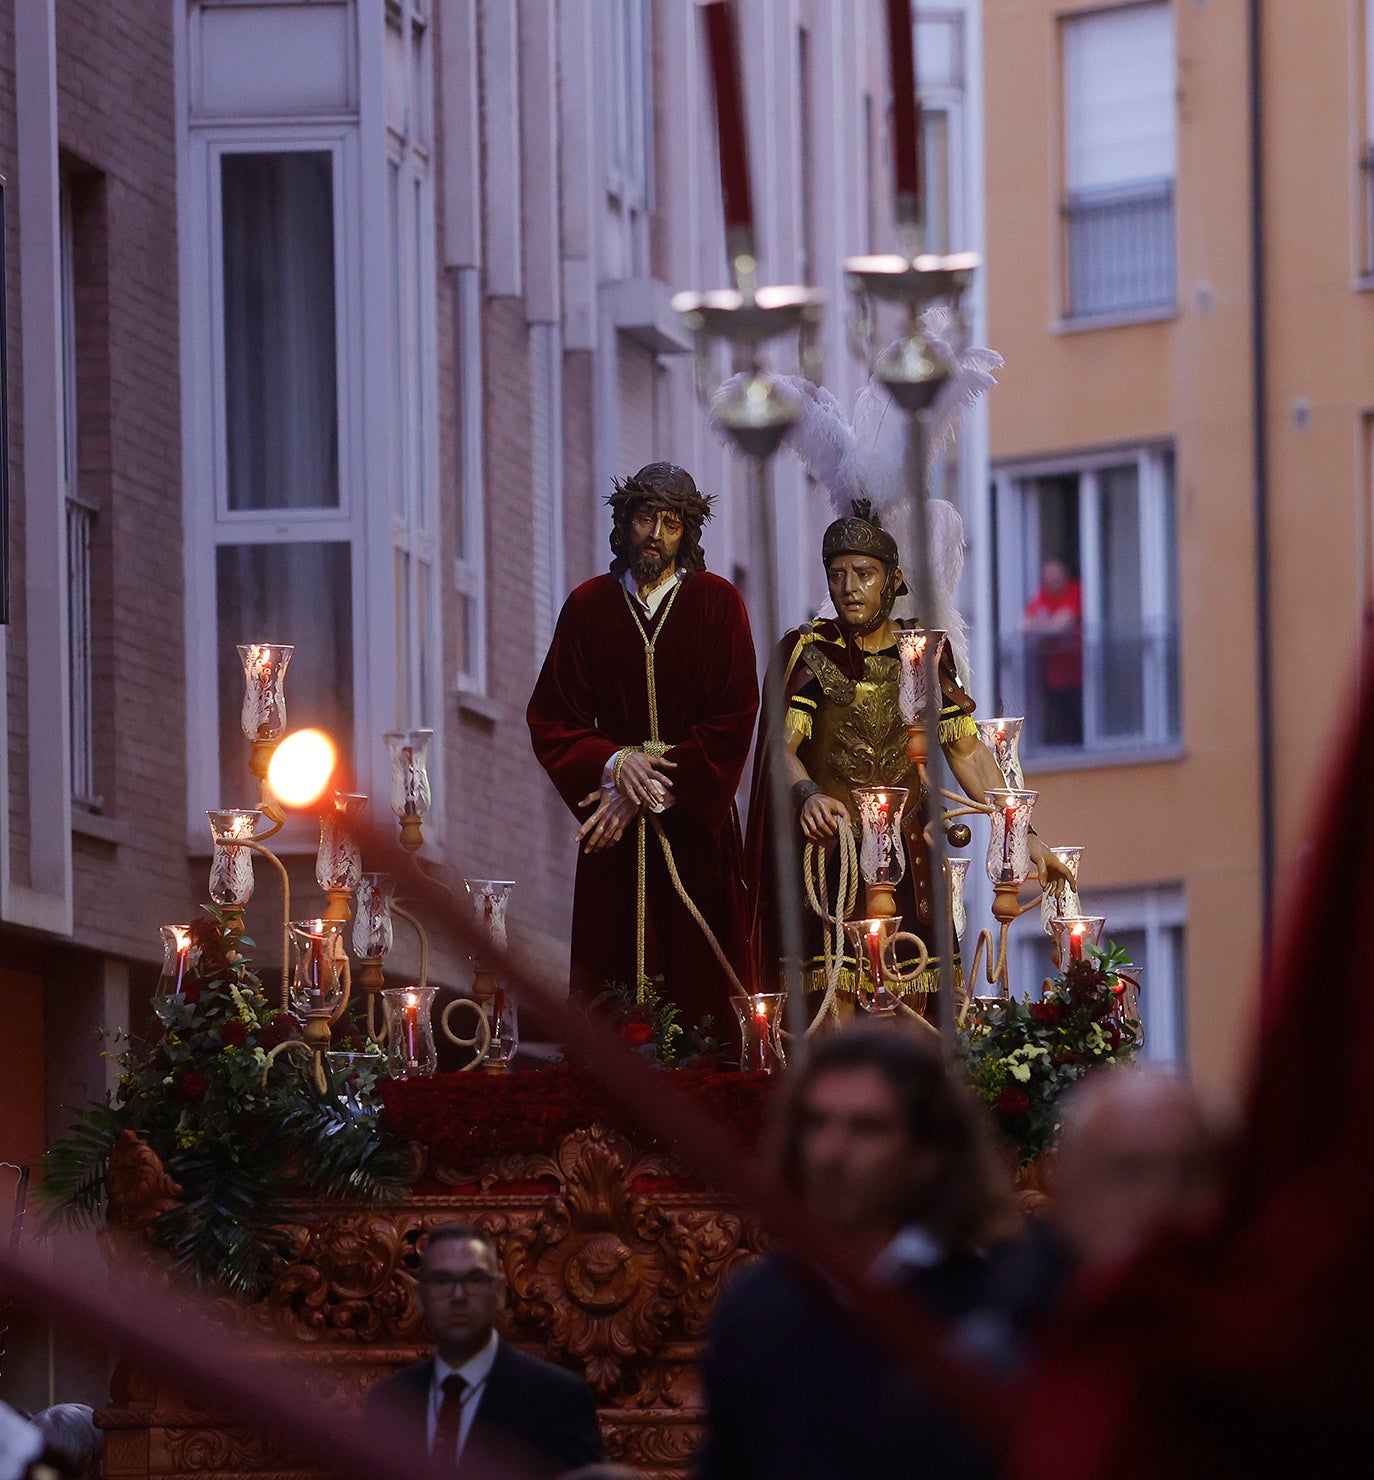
[1061,3,1176,320]
[993,445,1180,762]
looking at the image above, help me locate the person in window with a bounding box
[1022,559,1083,748]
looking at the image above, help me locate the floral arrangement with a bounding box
[40,910,406,1296]
[960,942,1141,1166]
[586,977,726,1068]
[381,1064,775,1176]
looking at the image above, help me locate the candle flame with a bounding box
[268,728,338,808]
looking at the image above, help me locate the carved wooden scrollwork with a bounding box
[98,1125,765,1480]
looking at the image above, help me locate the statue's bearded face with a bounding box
[827,554,897,634]
[628,505,685,586]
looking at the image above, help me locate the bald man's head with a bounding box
[1051,1066,1228,1271]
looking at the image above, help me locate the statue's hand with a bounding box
[616,748,676,810]
[1030,837,1075,891]
[576,788,639,855]
[799,793,850,844]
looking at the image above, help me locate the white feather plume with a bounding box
[713,309,1001,683]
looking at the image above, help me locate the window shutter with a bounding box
[1064,4,1176,193]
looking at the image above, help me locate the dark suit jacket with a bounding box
[696,1231,1067,1480]
[364,1339,605,1478]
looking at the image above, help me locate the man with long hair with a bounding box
[698,1023,1062,1479]
[527,463,758,1027]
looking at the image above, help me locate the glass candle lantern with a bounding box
[851,787,910,887]
[353,872,396,960]
[1040,845,1084,935]
[976,717,1025,788]
[729,993,787,1073]
[895,628,949,727]
[206,809,260,907]
[1049,914,1107,968]
[154,924,200,1023]
[464,878,515,958]
[384,730,433,820]
[238,644,293,742]
[485,988,520,1068]
[984,788,1038,887]
[288,918,348,1018]
[842,916,904,1015]
[947,856,971,941]
[381,985,439,1079]
[317,793,367,894]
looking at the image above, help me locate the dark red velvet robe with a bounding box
[527,571,759,1029]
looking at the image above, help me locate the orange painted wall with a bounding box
[984,0,1266,1092]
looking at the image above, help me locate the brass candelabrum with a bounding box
[672,260,825,1053]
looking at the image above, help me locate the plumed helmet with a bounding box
[822,500,908,630]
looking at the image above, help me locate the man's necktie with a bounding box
[432,1373,468,1466]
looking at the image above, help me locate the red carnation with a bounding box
[176,1071,210,1104]
[220,1019,248,1048]
[1030,1000,1063,1027]
[996,1085,1031,1118]
[620,1021,654,1048]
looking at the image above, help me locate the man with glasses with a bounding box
[366,1224,605,1477]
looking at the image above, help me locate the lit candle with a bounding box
[701,2,756,243]
[865,920,886,992]
[403,991,420,1063]
[173,926,192,992]
[310,934,326,1009]
[885,0,922,226]
[1001,799,1016,878]
[1069,925,1085,963]
[401,746,417,817]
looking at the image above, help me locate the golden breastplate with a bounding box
[798,652,919,815]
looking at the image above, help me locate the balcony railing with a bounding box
[995,621,1180,761]
[1063,179,1176,320]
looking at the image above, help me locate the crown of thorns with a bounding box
[607,463,715,521]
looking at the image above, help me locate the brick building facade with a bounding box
[0,0,989,1410]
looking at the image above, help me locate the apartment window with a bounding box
[608,0,651,214]
[59,178,100,810]
[387,0,440,735]
[212,145,353,803]
[916,11,965,256]
[993,446,1180,761]
[1364,0,1374,273]
[1016,886,1186,1064]
[1061,3,1176,320]
[0,176,9,627]
[453,268,486,696]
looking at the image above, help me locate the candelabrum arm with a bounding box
[390,903,430,990]
[237,839,291,1012]
[440,998,492,1070]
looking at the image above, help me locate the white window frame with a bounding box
[606,0,651,214]
[993,443,1179,764]
[59,177,99,811]
[1060,1,1177,322]
[453,265,488,698]
[174,0,441,852]
[386,0,443,749]
[916,10,967,256]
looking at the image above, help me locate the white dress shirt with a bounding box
[427,1329,499,1463]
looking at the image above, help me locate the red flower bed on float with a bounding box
[380,1065,776,1188]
